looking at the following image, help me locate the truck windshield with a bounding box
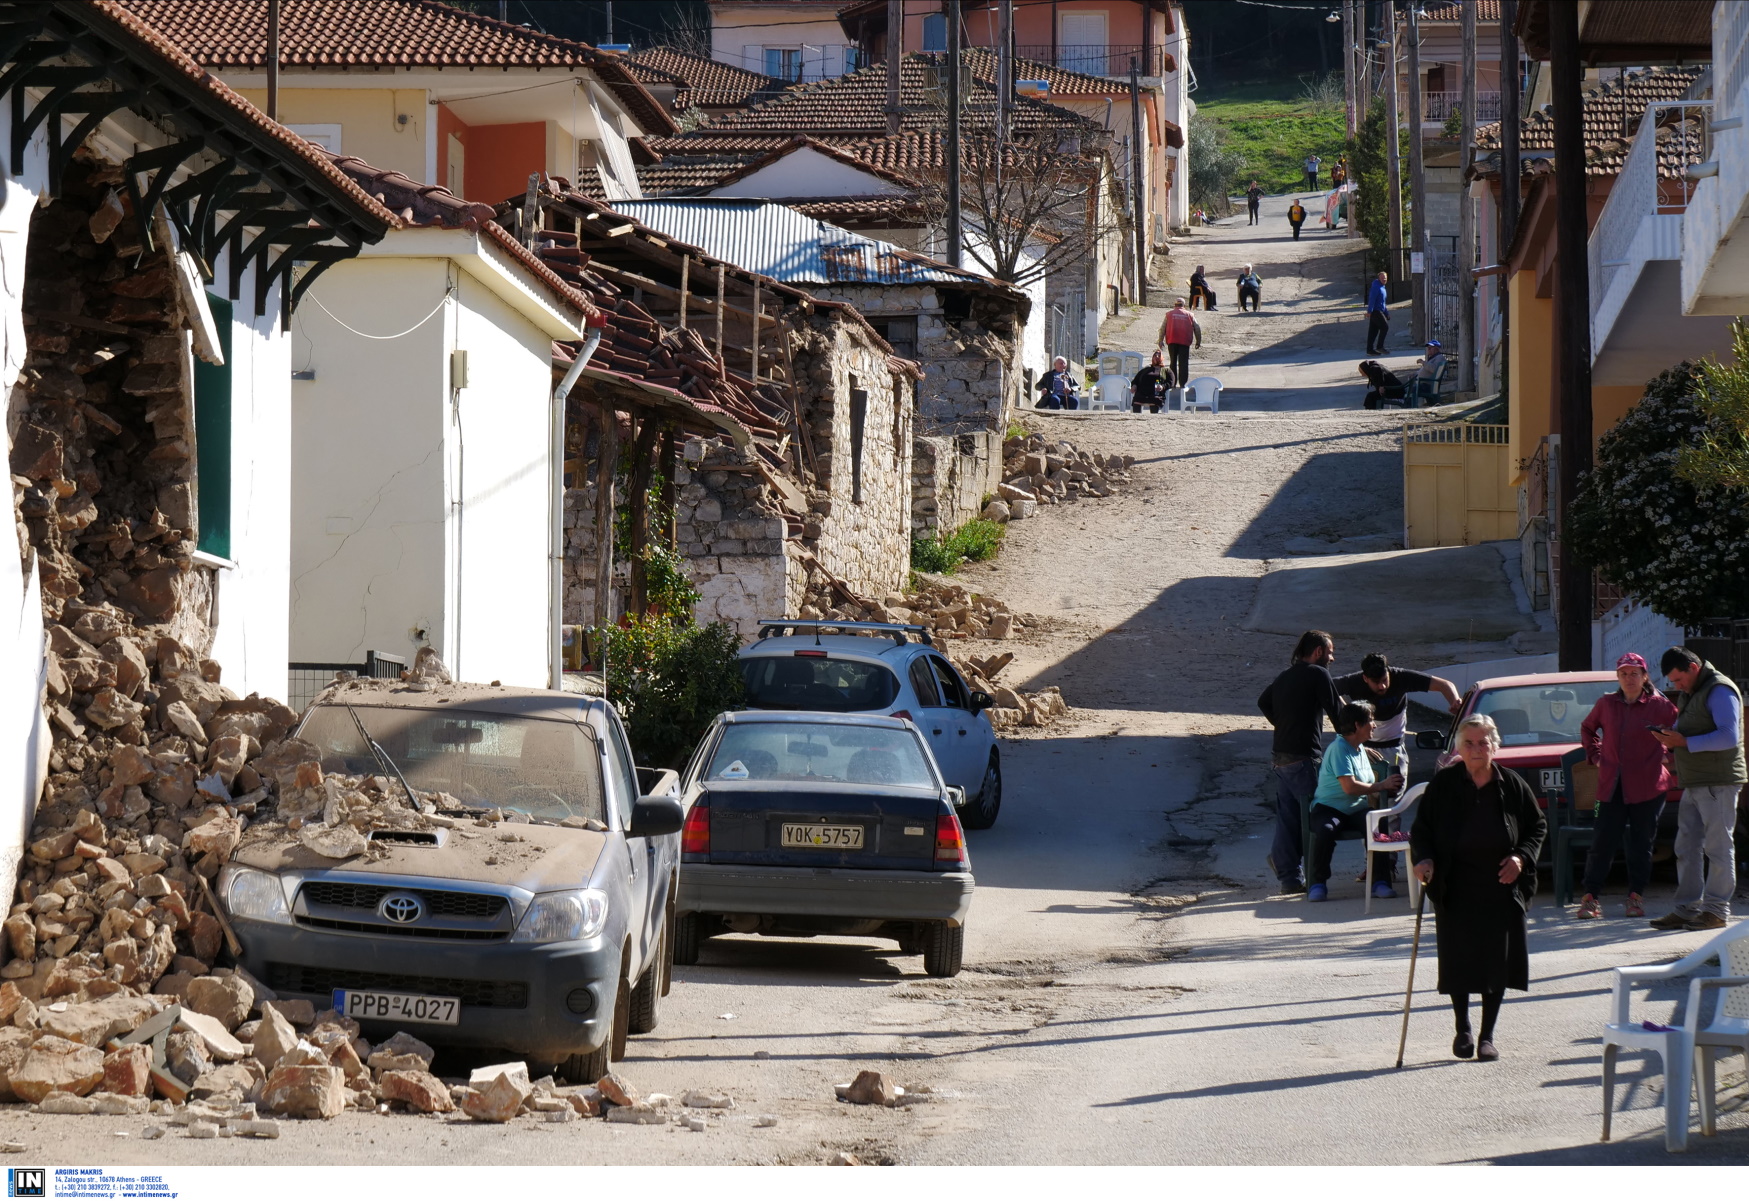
[707,722,937,789]
[298,706,605,824]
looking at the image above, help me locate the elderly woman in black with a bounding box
[1410,714,1546,1061]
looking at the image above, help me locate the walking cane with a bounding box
[1395,885,1428,1069]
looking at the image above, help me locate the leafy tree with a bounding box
[1188,120,1245,214]
[595,618,744,768]
[1676,318,1749,491]
[1349,99,1410,255]
[1568,363,1749,625]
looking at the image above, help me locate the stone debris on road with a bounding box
[986,430,1137,521]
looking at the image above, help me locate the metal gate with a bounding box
[1403,421,1514,548]
[287,650,406,712]
[1048,288,1086,367]
[1425,235,1460,351]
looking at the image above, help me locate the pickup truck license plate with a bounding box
[781,823,864,849]
[333,989,460,1025]
[1540,768,1564,794]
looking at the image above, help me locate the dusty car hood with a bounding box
[233,820,609,893]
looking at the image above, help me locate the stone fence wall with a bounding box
[912,431,1002,536]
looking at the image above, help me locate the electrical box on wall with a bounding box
[451,349,468,389]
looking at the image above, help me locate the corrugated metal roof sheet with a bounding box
[608,198,1014,291]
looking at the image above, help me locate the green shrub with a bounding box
[592,618,745,768]
[910,518,1007,574]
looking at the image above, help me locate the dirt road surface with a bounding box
[6,200,1742,1167]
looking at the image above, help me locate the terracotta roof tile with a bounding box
[1423,2,1501,21]
[324,152,598,319]
[77,1,400,230]
[1476,66,1703,175]
[787,195,925,223]
[625,47,795,110]
[115,0,676,135]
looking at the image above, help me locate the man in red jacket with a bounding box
[1575,652,1679,919]
[1157,298,1202,395]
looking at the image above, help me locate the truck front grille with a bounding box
[263,963,529,1009]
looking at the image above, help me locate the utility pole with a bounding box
[1408,0,1426,343]
[1342,0,1356,142]
[1500,0,1521,405]
[945,0,963,267]
[1384,0,1404,288]
[998,0,1013,144]
[266,0,280,121]
[1458,0,1478,392]
[605,2,613,43]
[1130,58,1146,306]
[1550,2,1592,670]
[886,0,903,137]
[1347,0,1362,239]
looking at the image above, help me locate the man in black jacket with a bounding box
[1258,630,1343,893]
[1130,350,1172,413]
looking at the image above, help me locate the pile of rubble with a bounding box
[949,652,1068,731]
[798,572,1023,643]
[981,432,1136,522]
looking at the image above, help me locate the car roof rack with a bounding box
[754,618,933,647]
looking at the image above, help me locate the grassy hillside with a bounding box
[1196,87,1349,198]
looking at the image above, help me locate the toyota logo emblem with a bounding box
[379,892,424,924]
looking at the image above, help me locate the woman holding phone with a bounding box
[1573,653,1678,919]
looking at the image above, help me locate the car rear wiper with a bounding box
[345,703,424,812]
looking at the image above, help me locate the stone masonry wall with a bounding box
[912,430,1002,536]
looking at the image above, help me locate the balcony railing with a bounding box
[1422,90,1501,124]
[1588,101,1709,351]
[1013,44,1168,79]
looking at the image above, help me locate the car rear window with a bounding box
[740,655,901,712]
[298,706,605,824]
[1471,681,1618,746]
[707,722,936,789]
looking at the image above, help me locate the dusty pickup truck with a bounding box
[216,679,683,1081]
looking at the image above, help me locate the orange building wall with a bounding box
[1592,384,1645,443]
[898,1,1153,53]
[437,103,468,193]
[466,122,547,207]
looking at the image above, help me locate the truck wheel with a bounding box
[673,912,702,965]
[627,928,663,1034]
[610,975,631,1060]
[961,750,1002,830]
[559,1042,609,1086]
[922,922,964,978]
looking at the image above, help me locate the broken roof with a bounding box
[1475,65,1703,175]
[115,0,677,136]
[607,197,1026,300]
[323,153,600,320]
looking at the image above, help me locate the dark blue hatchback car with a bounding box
[673,711,974,977]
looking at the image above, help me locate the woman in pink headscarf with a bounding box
[1574,653,1679,919]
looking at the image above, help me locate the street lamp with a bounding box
[1326,10,1341,21]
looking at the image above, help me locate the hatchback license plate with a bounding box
[333,989,460,1025]
[1540,768,1564,794]
[781,823,865,849]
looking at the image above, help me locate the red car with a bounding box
[1416,671,1621,807]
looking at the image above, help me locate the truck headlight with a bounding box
[512,889,608,943]
[218,866,291,925]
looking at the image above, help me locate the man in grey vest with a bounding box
[1649,646,1745,931]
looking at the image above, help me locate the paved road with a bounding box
[6,202,1742,1166]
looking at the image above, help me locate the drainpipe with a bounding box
[550,318,604,690]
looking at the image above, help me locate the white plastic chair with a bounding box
[1364,779,1423,913]
[1601,920,1749,1152]
[1088,376,1129,411]
[1181,376,1222,413]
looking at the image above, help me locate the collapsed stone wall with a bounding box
[911,430,1002,536]
[813,283,1024,434]
[563,310,912,640]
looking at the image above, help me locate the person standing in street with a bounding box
[1304,154,1321,189]
[1306,700,1405,902]
[1649,646,1745,931]
[1574,653,1678,920]
[1246,180,1264,225]
[1129,350,1171,413]
[1157,298,1201,391]
[1366,270,1391,355]
[1258,630,1344,894]
[1412,715,1547,1062]
[1035,355,1080,410]
[1287,199,1307,241]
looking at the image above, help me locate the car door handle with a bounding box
[932,728,943,735]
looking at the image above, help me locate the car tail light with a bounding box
[890,710,913,722]
[794,649,827,658]
[682,801,710,859]
[935,813,968,870]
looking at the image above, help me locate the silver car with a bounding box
[738,620,1002,829]
[218,680,683,1082]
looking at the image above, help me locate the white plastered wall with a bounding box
[202,245,293,703]
[289,257,451,671]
